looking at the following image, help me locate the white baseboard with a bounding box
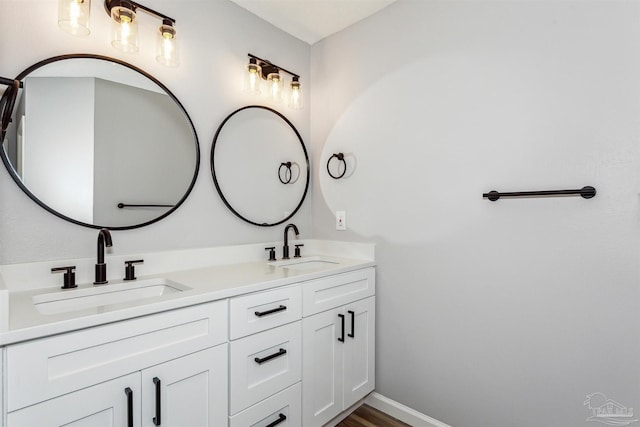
[324,398,366,427]
[364,392,451,427]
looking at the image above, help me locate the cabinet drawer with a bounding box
[7,300,227,411]
[230,285,301,340]
[230,382,301,427]
[302,268,375,316]
[230,322,301,415]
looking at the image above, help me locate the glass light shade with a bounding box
[267,72,283,103]
[244,59,262,95]
[58,0,91,37]
[156,23,179,67]
[289,78,303,109]
[110,6,138,53]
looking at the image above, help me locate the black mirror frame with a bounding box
[210,105,310,227]
[0,54,200,230]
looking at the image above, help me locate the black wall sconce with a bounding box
[327,153,347,179]
[244,53,303,109]
[57,0,179,66]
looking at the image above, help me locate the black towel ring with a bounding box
[327,153,346,179]
[278,162,300,184]
[279,162,293,184]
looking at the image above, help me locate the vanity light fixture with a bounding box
[58,0,179,66]
[245,54,303,109]
[104,0,178,66]
[58,0,92,37]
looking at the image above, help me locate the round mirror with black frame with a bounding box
[0,54,200,230]
[211,105,309,227]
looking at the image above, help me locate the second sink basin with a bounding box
[273,256,339,271]
[33,278,190,315]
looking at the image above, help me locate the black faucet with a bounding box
[282,223,299,260]
[94,228,113,285]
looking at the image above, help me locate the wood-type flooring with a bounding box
[336,404,412,427]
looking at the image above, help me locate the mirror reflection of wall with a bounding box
[212,106,309,226]
[93,78,193,226]
[0,55,200,230]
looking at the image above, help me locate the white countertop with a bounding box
[0,240,375,345]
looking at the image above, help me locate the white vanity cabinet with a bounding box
[5,301,228,427]
[302,268,376,427]
[229,284,303,426]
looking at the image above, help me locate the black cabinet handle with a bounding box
[124,387,133,427]
[153,377,161,426]
[265,413,287,427]
[348,310,355,338]
[255,305,287,317]
[338,313,345,342]
[255,348,287,364]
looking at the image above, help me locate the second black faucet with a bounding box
[282,223,299,260]
[94,228,112,285]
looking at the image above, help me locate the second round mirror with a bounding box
[211,106,309,226]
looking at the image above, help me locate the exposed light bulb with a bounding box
[110,5,138,53]
[58,0,91,37]
[244,58,261,95]
[156,21,179,67]
[289,77,303,109]
[70,1,80,26]
[267,72,283,103]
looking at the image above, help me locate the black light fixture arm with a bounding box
[104,0,176,24]
[248,53,300,79]
[0,77,23,88]
[0,77,22,135]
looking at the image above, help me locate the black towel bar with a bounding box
[483,186,596,201]
[117,203,174,208]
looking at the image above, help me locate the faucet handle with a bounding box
[294,244,304,258]
[264,247,276,262]
[124,259,144,281]
[51,266,77,289]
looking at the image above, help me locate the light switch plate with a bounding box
[336,211,346,230]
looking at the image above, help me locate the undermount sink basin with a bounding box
[33,278,190,315]
[273,256,339,271]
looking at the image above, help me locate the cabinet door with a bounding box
[302,307,344,427]
[8,373,141,427]
[343,296,375,407]
[141,345,228,427]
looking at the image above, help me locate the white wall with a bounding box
[93,78,194,227]
[311,1,640,426]
[23,77,95,224]
[0,0,311,264]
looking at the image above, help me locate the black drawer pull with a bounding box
[338,313,345,342]
[153,377,161,426]
[255,348,287,364]
[124,387,133,427]
[348,310,355,338]
[255,305,287,317]
[265,413,287,427]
